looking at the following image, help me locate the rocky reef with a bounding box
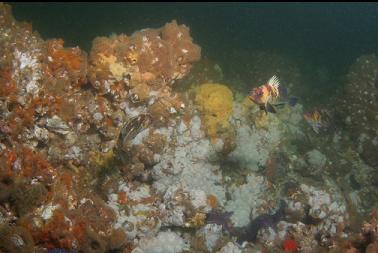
[335,54,378,168]
[0,3,377,253]
[0,3,201,252]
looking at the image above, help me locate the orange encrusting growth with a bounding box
[46,38,87,87]
[48,39,82,72]
[60,171,74,190]
[2,149,17,177]
[118,191,128,205]
[20,147,53,179]
[0,147,55,182]
[207,194,218,208]
[0,68,17,96]
[38,209,76,250]
[7,95,62,137]
[72,220,87,244]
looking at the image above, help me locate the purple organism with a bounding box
[234,199,287,244]
[206,210,234,233]
[206,200,287,244]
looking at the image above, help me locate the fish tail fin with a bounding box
[313,122,323,134]
[288,97,298,107]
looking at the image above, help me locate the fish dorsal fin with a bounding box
[268,75,280,89]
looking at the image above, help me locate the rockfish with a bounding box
[304,110,322,134]
[249,75,297,114]
[304,108,331,134]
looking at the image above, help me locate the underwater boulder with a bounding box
[336,54,378,168]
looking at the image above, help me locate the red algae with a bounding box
[117,191,128,205]
[283,239,298,252]
[46,38,88,87]
[59,171,74,190]
[0,68,17,96]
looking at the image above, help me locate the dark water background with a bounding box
[9,2,378,104]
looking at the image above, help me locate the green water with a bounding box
[9,2,378,106]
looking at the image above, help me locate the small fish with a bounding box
[249,75,297,114]
[303,109,323,134]
[117,113,151,163]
